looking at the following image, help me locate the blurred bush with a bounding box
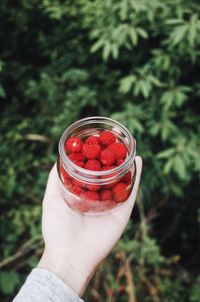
[0,0,199,301]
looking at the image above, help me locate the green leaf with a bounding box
[91,39,104,53]
[161,91,175,110]
[137,27,148,39]
[0,85,6,98]
[164,158,173,174]
[139,80,150,98]
[130,119,144,133]
[119,0,128,20]
[111,44,119,59]
[129,27,138,45]
[119,75,136,93]
[173,155,187,179]
[149,123,160,136]
[171,25,188,45]
[188,14,197,46]
[157,148,175,159]
[148,75,162,87]
[0,271,20,294]
[166,19,184,25]
[103,42,111,61]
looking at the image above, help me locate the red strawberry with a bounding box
[101,165,116,179]
[112,182,130,202]
[65,137,83,153]
[72,178,85,188]
[71,185,83,195]
[82,144,101,159]
[108,142,127,160]
[101,165,116,171]
[101,165,119,188]
[85,136,100,145]
[100,189,113,201]
[99,130,116,146]
[85,159,101,171]
[60,166,71,183]
[121,171,132,182]
[86,184,101,191]
[100,148,116,165]
[82,191,100,201]
[63,175,72,188]
[74,161,85,168]
[116,159,124,166]
[68,152,85,162]
[118,285,126,293]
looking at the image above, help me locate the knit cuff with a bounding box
[13,268,84,302]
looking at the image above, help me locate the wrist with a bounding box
[37,248,93,296]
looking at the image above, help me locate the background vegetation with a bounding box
[0,0,200,301]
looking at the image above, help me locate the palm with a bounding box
[42,156,142,276]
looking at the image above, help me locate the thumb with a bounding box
[128,156,143,204]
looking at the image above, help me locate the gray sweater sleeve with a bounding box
[13,268,84,302]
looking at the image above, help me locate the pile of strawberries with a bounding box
[60,130,132,207]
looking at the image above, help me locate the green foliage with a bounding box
[190,276,200,302]
[160,278,186,302]
[0,271,20,295]
[0,0,199,301]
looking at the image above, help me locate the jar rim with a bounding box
[58,116,136,180]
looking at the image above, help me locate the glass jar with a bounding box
[57,116,136,215]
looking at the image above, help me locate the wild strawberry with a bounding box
[118,285,126,293]
[86,184,101,191]
[121,171,132,182]
[100,148,116,165]
[82,144,101,159]
[108,142,127,160]
[74,161,85,168]
[68,152,85,162]
[63,175,72,188]
[72,178,85,188]
[100,189,113,201]
[116,159,124,166]
[82,191,100,201]
[60,166,71,183]
[85,136,100,145]
[99,130,116,146]
[101,165,116,171]
[112,182,130,202]
[71,185,83,195]
[101,165,119,188]
[85,159,101,171]
[101,165,116,179]
[65,137,83,153]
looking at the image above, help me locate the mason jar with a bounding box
[57,116,136,215]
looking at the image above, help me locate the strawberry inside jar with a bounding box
[58,117,136,214]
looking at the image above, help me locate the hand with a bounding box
[38,156,142,296]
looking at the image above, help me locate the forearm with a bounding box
[37,248,93,296]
